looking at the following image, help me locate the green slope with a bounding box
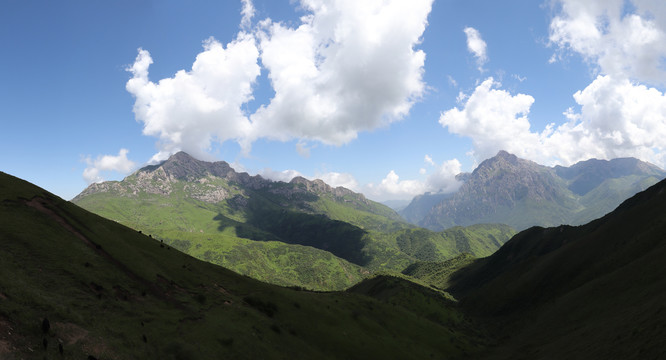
[447,178,666,359]
[0,171,487,359]
[393,224,516,262]
[73,152,515,290]
[73,179,367,291]
[401,253,477,290]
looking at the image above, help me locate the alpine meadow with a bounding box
[2,0,666,359]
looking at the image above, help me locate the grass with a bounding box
[0,171,487,359]
[446,178,666,359]
[73,170,516,290]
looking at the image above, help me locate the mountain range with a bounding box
[401,150,665,230]
[72,152,515,290]
[0,170,484,359]
[3,164,666,358]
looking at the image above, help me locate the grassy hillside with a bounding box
[73,153,515,290]
[393,224,516,262]
[447,178,666,359]
[73,180,367,291]
[402,253,477,290]
[0,171,486,359]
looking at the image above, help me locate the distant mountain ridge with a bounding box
[73,152,515,290]
[76,151,372,209]
[401,150,665,230]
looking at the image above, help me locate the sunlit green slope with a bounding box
[73,152,515,290]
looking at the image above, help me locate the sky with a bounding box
[2,0,666,202]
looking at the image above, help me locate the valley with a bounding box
[2,150,665,359]
[72,152,515,290]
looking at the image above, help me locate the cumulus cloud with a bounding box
[367,170,427,200]
[440,75,666,167]
[440,77,542,162]
[83,149,136,184]
[463,27,488,72]
[249,0,432,145]
[554,75,666,165]
[258,168,359,191]
[315,171,360,191]
[438,1,666,168]
[126,0,432,162]
[259,168,303,183]
[425,158,463,193]
[364,156,462,201]
[549,0,666,84]
[126,34,261,163]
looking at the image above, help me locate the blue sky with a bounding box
[2,0,666,201]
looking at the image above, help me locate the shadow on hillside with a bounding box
[215,195,372,267]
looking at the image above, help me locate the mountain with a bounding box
[403,150,665,231]
[73,152,515,290]
[400,192,452,224]
[446,177,666,359]
[0,171,485,359]
[380,199,411,212]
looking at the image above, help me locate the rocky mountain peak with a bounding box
[405,150,666,231]
[290,176,363,200]
[75,152,374,207]
[153,151,235,181]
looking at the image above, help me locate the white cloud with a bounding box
[424,154,435,166]
[257,167,359,191]
[296,141,313,158]
[364,157,462,201]
[367,170,427,201]
[447,75,458,87]
[555,75,666,165]
[126,0,432,162]
[259,168,303,183]
[315,171,360,191]
[240,0,255,30]
[440,77,542,162]
[439,75,666,168]
[425,159,463,193]
[250,0,432,145]
[512,74,526,82]
[549,0,666,84]
[83,149,136,184]
[463,27,488,72]
[126,34,261,162]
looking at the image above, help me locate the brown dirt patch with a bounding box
[0,318,20,358]
[52,322,89,346]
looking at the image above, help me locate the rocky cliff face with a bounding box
[421,151,571,229]
[74,151,374,210]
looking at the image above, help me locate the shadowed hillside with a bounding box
[447,177,666,359]
[0,171,486,359]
